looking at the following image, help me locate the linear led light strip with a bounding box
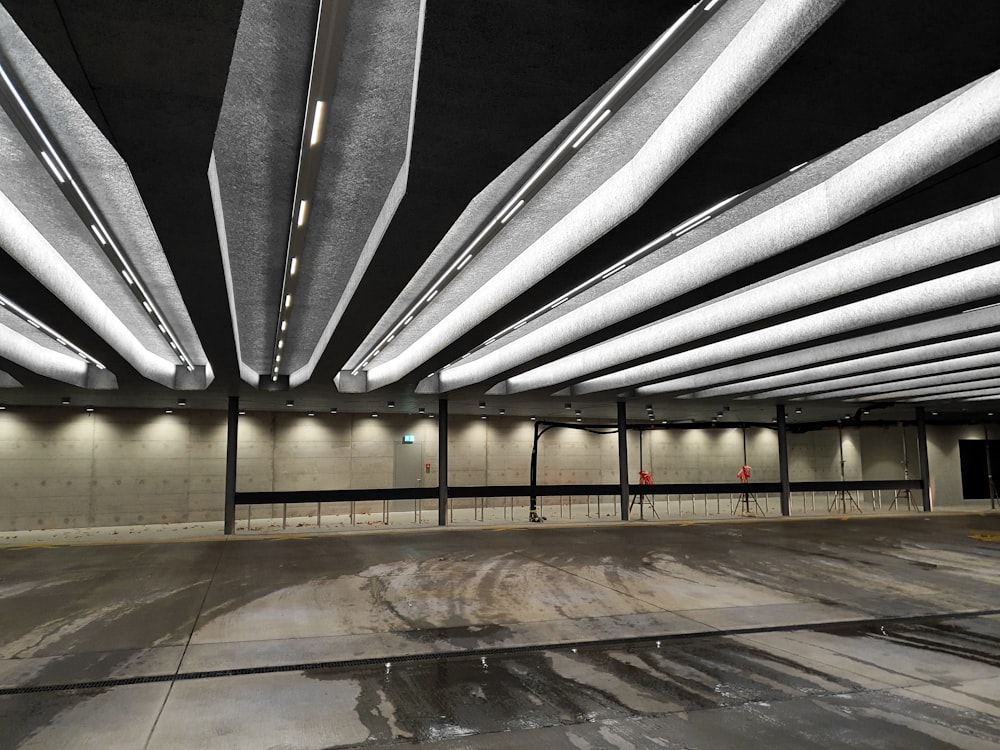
[0,60,195,372]
[442,156,816,367]
[0,292,106,369]
[350,0,723,377]
[270,0,351,383]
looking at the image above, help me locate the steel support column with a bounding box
[224,395,239,535]
[618,401,629,520]
[915,406,932,512]
[777,404,791,516]
[438,398,448,526]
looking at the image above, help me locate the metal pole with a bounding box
[618,401,629,520]
[438,398,448,526]
[224,395,239,535]
[529,420,540,520]
[985,424,998,510]
[777,404,790,516]
[915,407,932,512]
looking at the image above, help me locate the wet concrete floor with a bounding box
[0,513,998,747]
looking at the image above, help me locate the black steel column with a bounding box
[617,401,629,520]
[915,407,932,512]
[223,395,239,535]
[438,398,448,526]
[777,404,791,516]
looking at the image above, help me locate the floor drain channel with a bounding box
[3,607,998,697]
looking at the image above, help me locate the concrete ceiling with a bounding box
[0,0,999,424]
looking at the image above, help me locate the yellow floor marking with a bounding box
[969,531,1000,542]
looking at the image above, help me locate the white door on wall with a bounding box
[394,442,424,488]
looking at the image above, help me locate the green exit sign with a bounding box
[402,434,415,444]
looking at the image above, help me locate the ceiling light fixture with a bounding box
[309,101,326,146]
[266,1,352,388]
[347,1,718,377]
[0,61,195,373]
[0,292,107,370]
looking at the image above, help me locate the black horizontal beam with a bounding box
[235,479,922,506]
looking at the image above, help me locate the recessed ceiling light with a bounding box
[61,396,71,405]
[418,407,425,414]
[307,411,316,417]
[481,415,487,419]
[310,101,326,146]
[165,409,174,414]
[499,408,505,415]
[479,401,486,409]
[372,412,379,418]
[530,415,536,421]
[286,400,294,407]
[297,200,309,227]
[85,406,95,413]
[388,401,395,408]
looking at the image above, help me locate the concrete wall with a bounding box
[0,407,991,530]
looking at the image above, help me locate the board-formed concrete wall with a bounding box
[0,407,989,530]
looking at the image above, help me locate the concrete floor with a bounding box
[0,513,998,748]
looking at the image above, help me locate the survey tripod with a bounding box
[629,427,658,519]
[889,423,917,511]
[829,421,863,513]
[732,424,765,517]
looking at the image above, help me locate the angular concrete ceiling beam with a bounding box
[0,321,116,388]
[343,0,842,392]
[212,0,426,388]
[570,258,1000,397]
[675,329,1000,399]
[482,73,1000,396]
[0,6,211,389]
